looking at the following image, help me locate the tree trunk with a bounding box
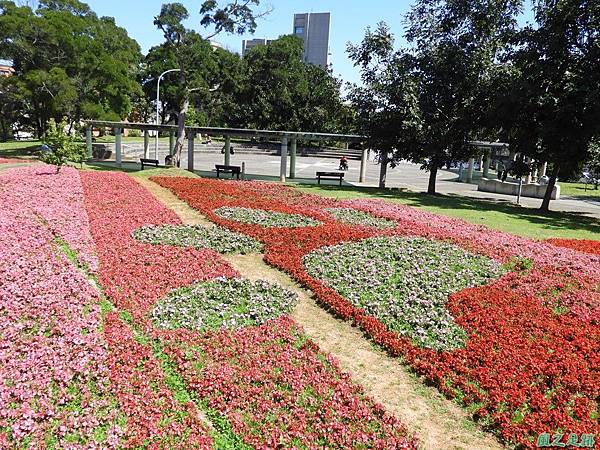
[427,166,438,194]
[172,95,189,167]
[540,165,559,212]
[378,151,388,189]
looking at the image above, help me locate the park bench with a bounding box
[140,158,159,170]
[215,164,241,180]
[316,171,344,186]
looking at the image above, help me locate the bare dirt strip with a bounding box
[134,175,504,450]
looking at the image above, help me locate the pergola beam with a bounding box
[85,121,365,143]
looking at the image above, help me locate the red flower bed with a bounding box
[153,176,600,448]
[103,313,212,449]
[81,171,237,325]
[159,317,418,449]
[82,172,418,448]
[546,238,600,256]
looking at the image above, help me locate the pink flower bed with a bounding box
[0,169,121,448]
[0,165,98,271]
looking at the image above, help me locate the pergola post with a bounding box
[280,137,288,183]
[483,150,491,178]
[359,148,368,183]
[114,127,122,167]
[466,157,474,183]
[143,130,150,159]
[169,132,175,156]
[187,131,195,172]
[86,126,93,159]
[289,138,297,179]
[224,135,231,166]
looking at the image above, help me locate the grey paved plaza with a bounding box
[113,142,600,219]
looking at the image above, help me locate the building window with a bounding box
[294,26,304,35]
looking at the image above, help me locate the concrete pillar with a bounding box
[483,151,491,178]
[187,131,195,172]
[540,161,548,177]
[466,158,474,183]
[86,126,92,159]
[169,132,175,156]
[289,138,297,179]
[143,130,150,159]
[280,137,288,183]
[359,148,368,183]
[224,136,231,166]
[114,128,122,167]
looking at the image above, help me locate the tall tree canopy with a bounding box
[500,0,600,210]
[0,0,142,137]
[236,35,349,133]
[153,1,270,166]
[349,0,522,193]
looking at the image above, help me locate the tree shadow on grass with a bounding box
[297,184,600,238]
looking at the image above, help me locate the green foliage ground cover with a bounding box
[325,207,398,229]
[152,278,298,333]
[214,206,321,228]
[304,236,505,351]
[132,224,262,254]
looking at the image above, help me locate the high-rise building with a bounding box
[293,12,331,68]
[241,38,273,57]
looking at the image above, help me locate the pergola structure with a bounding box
[85,121,366,183]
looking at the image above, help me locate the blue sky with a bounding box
[85,0,533,86]
[85,0,419,85]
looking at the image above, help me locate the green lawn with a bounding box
[560,181,600,200]
[295,184,600,241]
[0,140,42,158]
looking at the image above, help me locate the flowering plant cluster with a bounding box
[82,172,417,448]
[214,206,322,228]
[102,312,213,449]
[0,167,121,448]
[153,176,600,448]
[325,207,397,229]
[304,236,504,350]
[546,238,600,256]
[152,277,298,332]
[133,224,262,254]
[159,317,418,449]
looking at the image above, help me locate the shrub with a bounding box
[41,119,86,173]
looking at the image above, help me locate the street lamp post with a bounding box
[155,69,181,159]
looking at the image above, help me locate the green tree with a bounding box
[503,0,600,211]
[40,119,86,173]
[349,0,521,193]
[154,1,270,167]
[238,35,347,133]
[0,0,142,136]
